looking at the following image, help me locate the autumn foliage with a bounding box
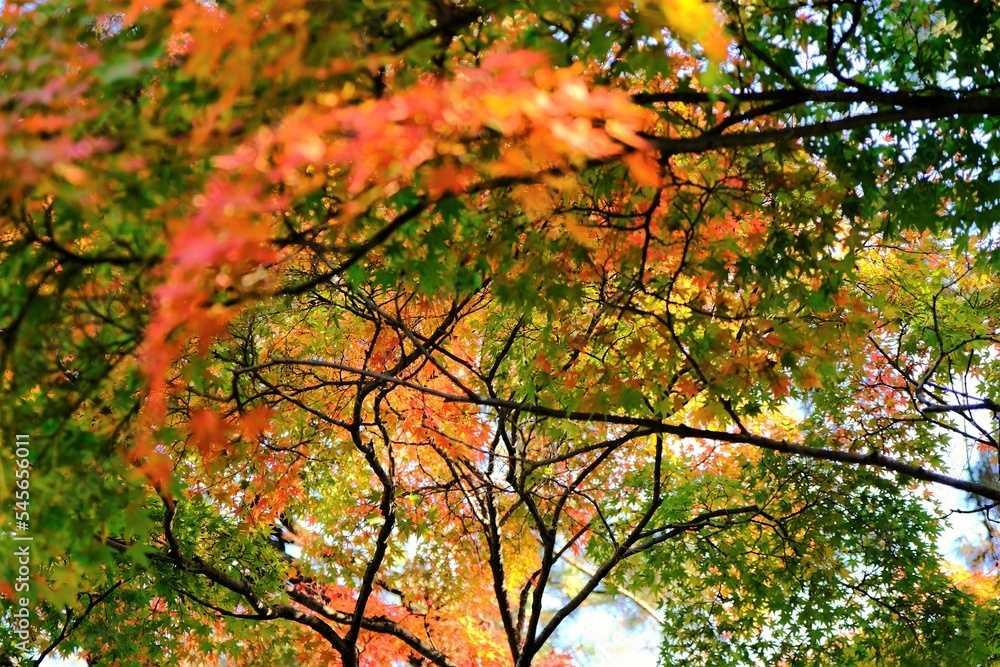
[4,0,1000,665]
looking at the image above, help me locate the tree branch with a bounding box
[236,356,1000,502]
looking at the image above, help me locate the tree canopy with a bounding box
[3,0,1000,665]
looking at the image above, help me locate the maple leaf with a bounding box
[190,409,228,459]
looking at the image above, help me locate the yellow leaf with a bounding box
[658,0,731,63]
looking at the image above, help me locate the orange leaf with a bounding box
[799,370,823,390]
[237,406,274,441]
[625,151,662,187]
[425,161,475,197]
[770,373,791,399]
[190,409,228,458]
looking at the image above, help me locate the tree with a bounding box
[3,0,1000,664]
